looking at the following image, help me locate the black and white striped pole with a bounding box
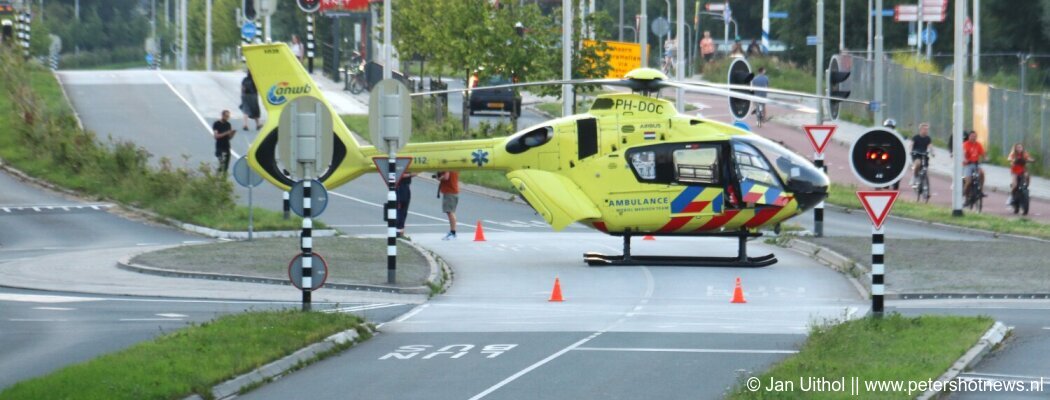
[20,11,31,60]
[305,14,315,74]
[871,224,885,314]
[369,80,413,285]
[301,179,313,310]
[283,190,290,219]
[803,125,836,238]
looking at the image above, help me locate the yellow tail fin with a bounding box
[243,43,368,191]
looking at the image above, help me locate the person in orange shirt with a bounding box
[699,31,716,63]
[962,131,986,205]
[438,171,460,240]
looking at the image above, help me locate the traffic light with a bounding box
[243,0,257,20]
[849,128,907,187]
[727,58,754,120]
[297,0,321,13]
[827,55,851,120]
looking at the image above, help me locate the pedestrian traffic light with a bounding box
[727,58,754,120]
[827,55,851,120]
[297,0,321,13]
[243,0,257,20]
[850,128,907,187]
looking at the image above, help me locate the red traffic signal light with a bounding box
[865,148,890,163]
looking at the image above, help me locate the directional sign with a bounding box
[871,9,895,17]
[288,252,328,291]
[922,27,937,45]
[894,5,946,22]
[705,3,726,12]
[651,17,670,38]
[768,11,788,19]
[232,156,264,187]
[856,191,899,230]
[803,125,837,155]
[289,179,329,217]
[241,21,257,41]
[371,157,413,188]
[806,35,819,46]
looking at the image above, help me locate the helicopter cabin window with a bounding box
[733,142,782,189]
[630,151,657,180]
[505,126,553,154]
[673,147,720,184]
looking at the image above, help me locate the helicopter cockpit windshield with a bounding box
[731,135,828,211]
[505,126,554,154]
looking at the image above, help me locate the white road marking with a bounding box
[32,207,40,212]
[156,313,188,318]
[322,303,403,314]
[326,190,511,232]
[573,347,798,354]
[33,307,76,311]
[9,318,69,322]
[960,372,1049,381]
[1043,327,1050,330]
[182,240,208,245]
[119,318,184,322]
[0,293,103,304]
[393,303,429,323]
[468,332,603,400]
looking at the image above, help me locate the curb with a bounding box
[917,321,1010,400]
[781,237,871,300]
[117,239,440,295]
[184,325,376,400]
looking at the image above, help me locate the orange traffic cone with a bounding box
[730,277,747,304]
[474,220,486,242]
[643,235,656,240]
[549,278,564,302]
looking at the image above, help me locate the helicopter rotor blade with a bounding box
[661,81,819,114]
[410,78,624,97]
[677,80,870,106]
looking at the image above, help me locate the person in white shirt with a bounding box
[290,34,304,62]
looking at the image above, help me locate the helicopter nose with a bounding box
[786,162,829,212]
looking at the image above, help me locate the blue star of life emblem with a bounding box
[472,149,489,167]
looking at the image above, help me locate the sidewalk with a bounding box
[777,113,1050,201]
[309,71,369,114]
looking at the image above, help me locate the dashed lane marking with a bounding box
[32,307,76,311]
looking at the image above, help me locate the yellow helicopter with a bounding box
[245,43,863,267]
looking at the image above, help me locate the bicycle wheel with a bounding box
[920,173,930,203]
[349,77,364,94]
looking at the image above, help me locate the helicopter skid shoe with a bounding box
[583,253,776,267]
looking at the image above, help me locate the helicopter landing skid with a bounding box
[583,232,778,268]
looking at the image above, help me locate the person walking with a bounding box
[212,110,235,174]
[395,172,417,238]
[438,171,459,240]
[240,72,262,131]
[290,34,305,63]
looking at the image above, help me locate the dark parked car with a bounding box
[469,76,522,117]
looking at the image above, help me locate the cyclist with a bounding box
[1007,142,1035,205]
[751,68,769,124]
[883,119,901,190]
[909,122,933,187]
[962,130,986,206]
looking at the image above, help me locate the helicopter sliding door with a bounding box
[620,143,727,233]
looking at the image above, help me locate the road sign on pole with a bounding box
[278,96,334,181]
[288,252,328,291]
[857,191,899,230]
[371,157,413,188]
[806,35,818,46]
[650,16,669,37]
[241,21,257,41]
[369,79,413,155]
[803,125,837,155]
[289,179,329,217]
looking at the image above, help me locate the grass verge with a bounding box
[827,183,1050,240]
[0,49,301,232]
[728,314,993,400]
[0,310,369,400]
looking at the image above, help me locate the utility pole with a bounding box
[562,0,572,117]
[917,2,923,58]
[74,0,79,20]
[874,0,884,124]
[867,0,873,60]
[839,0,845,52]
[972,0,980,76]
[761,0,769,53]
[816,0,825,124]
[951,0,965,216]
[675,0,684,112]
[618,0,623,41]
[206,0,212,71]
[383,0,391,79]
[179,0,187,70]
[640,0,648,67]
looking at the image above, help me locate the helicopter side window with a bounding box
[733,142,781,189]
[630,151,657,180]
[673,147,719,184]
[505,126,553,154]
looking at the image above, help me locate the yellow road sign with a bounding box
[584,40,646,79]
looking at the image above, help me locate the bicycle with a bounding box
[347,59,367,95]
[911,151,930,203]
[753,103,767,127]
[1011,173,1030,216]
[963,163,983,213]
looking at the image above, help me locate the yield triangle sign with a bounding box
[371,157,414,188]
[803,124,837,155]
[856,191,899,230]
